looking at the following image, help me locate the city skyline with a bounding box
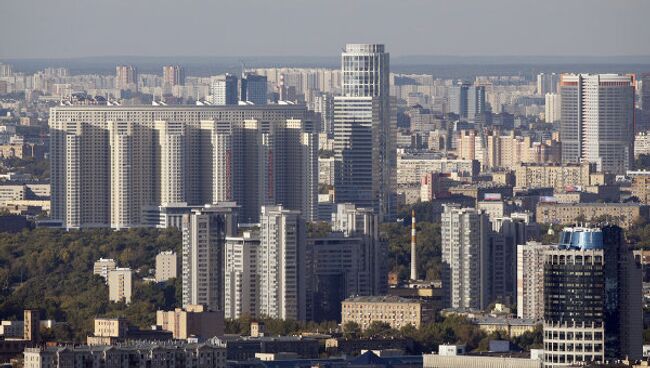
[1,2,650,362]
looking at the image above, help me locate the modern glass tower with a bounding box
[543,226,642,367]
[334,44,396,221]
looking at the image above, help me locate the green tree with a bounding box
[342,321,361,338]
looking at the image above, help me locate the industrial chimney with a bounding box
[410,210,417,281]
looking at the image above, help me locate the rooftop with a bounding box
[343,295,422,304]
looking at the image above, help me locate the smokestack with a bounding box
[410,210,417,281]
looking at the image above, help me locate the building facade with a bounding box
[341,296,433,330]
[155,251,177,282]
[24,343,227,368]
[163,65,185,87]
[211,74,238,105]
[108,268,132,304]
[223,231,260,319]
[543,226,642,366]
[334,44,396,222]
[156,305,224,339]
[258,205,307,320]
[441,204,491,310]
[560,74,635,174]
[49,105,317,228]
[536,203,647,229]
[181,204,238,311]
[517,242,554,320]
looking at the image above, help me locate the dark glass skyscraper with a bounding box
[543,226,641,367]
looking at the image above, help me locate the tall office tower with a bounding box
[543,226,642,366]
[49,105,316,229]
[258,205,307,320]
[517,241,553,320]
[441,204,491,310]
[154,121,186,204]
[331,203,386,295]
[490,217,527,304]
[224,231,260,319]
[241,74,268,105]
[115,65,138,91]
[108,268,133,304]
[181,204,238,311]
[545,93,561,123]
[448,82,469,118]
[537,73,560,95]
[211,74,238,105]
[467,85,486,121]
[162,65,185,86]
[334,43,396,221]
[560,74,635,174]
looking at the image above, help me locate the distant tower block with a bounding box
[410,210,417,281]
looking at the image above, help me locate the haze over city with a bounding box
[2,0,650,58]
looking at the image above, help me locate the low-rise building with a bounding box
[397,153,479,185]
[514,162,595,191]
[156,305,224,339]
[87,318,172,345]
[631,172,650,204]
[536,203,648,229]
[473,317,539,338]
[214,336,319,361]
[341,296,434,330]
[423,353,542,368]
[23,342,227,368]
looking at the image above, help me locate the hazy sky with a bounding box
[2,0,649,59]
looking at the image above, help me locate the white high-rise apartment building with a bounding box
[560,74,635,174]
[441,204,490,310]
[154,121,186,205]
[545,93,561,123]
[108,268,133,304]
[517,242,553,320]
[49,105,317,228]
[258,205,306,320]
[334,44,396,221]
[224,231,260,319]
[181,203,238,311]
